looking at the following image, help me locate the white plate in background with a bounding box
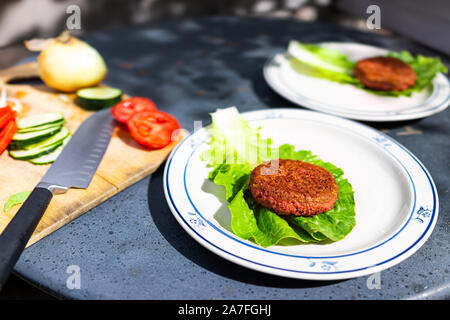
[263,42,450,122]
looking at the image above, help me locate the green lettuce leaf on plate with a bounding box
[384,50,448,96]
[287,41,358,85]
[287,40,448,97]
[202,107,356,247]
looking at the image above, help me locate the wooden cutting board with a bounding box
[0,62,185,247]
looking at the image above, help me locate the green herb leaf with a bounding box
[3,191,31,212]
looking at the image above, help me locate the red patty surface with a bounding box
[353,56,416,91]
[248,159,339,217]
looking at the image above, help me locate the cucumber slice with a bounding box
[17,120,65,133]
[29,135,71,165]
[76,87,122,110]
[10,125,63,149]
[23,127,69,150]
[9,142,62,160]
[17,112,64,130]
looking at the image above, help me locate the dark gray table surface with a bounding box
[12,17,449,300]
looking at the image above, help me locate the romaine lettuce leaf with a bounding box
[203,108,356,247]
[288,41,355,75]
[288,41,358,85]
[383,50,448,96]
[288,41,448,97]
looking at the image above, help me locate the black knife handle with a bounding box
[0,187,53,290]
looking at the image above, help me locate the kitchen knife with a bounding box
[0,108,116,290]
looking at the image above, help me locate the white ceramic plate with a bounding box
[164,109,438,280]
[263,42,450,122]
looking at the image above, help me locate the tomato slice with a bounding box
[111,97,157,123]
[0,106,14,129]
[126,110,180,149]
[0,120,18,154]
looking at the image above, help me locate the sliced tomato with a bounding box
[0,120,18,154]
[0,106,14,129]
[111,97,157,123]
[126,110,180,149]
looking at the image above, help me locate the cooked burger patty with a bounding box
[248,159,339,217]
[353,56,416,91]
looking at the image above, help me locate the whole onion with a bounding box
[36,32,107,93]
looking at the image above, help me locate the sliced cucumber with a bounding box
[17,120,65,133]
[10,111,71,163]
[23,127,69,150]
[29,135,71,165]
[17,112,64,130]
[10,125,63,149]
[9,142,62,160]
[76,87,122,110]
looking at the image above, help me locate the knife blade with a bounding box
[38,108,115,192]
[0,108,115,290]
